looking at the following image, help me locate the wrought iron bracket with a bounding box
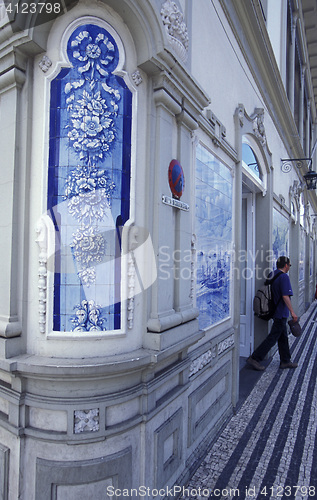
[281,158,312,173]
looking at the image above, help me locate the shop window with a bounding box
[299,193,305,282]
[299,228,305,282]
[195,144,233,329]
[299,192,305,228]
[47,23,132,332]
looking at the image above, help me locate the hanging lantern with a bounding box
[303,168,317,190]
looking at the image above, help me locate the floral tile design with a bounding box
[47,23,132,332]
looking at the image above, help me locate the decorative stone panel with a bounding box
[0,444,9,500]
[217,334,235,356]
[252,109,266,147]
[35,447,132,499]
[154,408,183,488]
[74,409,100,434]
[39,54,52,73]
[131,69,143,86]
[188,362,231,446]
[189,347,217,377]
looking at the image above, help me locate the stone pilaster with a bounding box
[0,51,26,342]
[288,12,298,114]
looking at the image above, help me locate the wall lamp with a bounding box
[303,166,317,190]
[281,157,317,190]
[281,141,317,190]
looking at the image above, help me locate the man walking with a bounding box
[247,256,298,371]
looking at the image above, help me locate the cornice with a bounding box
[142,50,210,115]
[219,0,304,159]
[198,112,238,162]
[219,0,317,208]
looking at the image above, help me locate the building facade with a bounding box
[0,0,316,498]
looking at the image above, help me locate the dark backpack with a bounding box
[253,271,283,321]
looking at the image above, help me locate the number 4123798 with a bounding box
[4,2,62,14]
[260,486,315,497]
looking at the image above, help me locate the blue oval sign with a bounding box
[168,160,184,199]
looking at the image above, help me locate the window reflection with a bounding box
[242,143,262,181]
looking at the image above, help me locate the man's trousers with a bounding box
[252,317,291,364]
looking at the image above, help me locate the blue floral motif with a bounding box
[66,88,120,162]
[65,27,121,163]
[65,165,114,286]
[64,28,119,288]
[77,267,96,287]
[48,23,132,332]
[64,165,115,224]
[71,300,105,332]
[69,30,117,80]
[71,226,105,268]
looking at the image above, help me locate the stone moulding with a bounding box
[35,215,51,334]
[147,308,199,333]
[4,346,190,442]
[235,103,271,197]
[0,317,22,339]
[127,252,135,329]
[237,104,267,148]
[126,224,139,331]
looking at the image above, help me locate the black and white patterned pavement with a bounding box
[181,302,317,499]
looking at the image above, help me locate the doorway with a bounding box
[240,190,255,357]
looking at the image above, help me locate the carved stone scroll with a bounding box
[161,0,189,62]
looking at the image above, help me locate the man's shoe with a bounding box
[280,361,298,369]
[247,356,265,371]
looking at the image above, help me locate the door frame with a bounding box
[239,190,255,357]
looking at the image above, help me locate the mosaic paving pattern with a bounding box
[182,303,317,499]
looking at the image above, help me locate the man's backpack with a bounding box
[253,271,283,321]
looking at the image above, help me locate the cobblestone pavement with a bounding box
[181,302,317,500]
